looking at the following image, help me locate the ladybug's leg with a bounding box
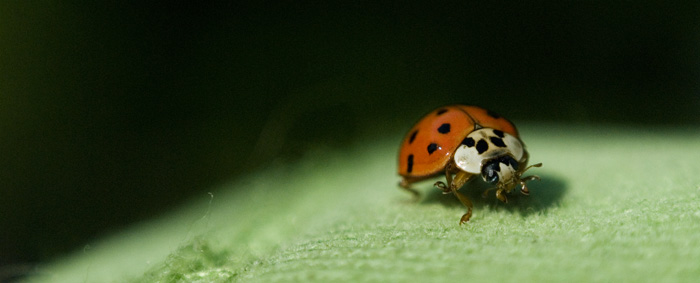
[399,178,421,199]
[519,173,541,195]
[434,166,453,194]
[434,162,463,193]
[495,189,508,203]
[450,170,474,225]
[434,163,474,224]
[518,162,542,195]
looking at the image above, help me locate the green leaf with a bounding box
[30,124,700,282]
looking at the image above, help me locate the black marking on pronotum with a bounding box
[462,137,475,147]
[493,129,505,138]
[436,108,448,116]
[427,143,438,154]
[407,154,414,173]
[408,130,418,144]
[486,109,501,119]
[476,139,488,154]
[490,137,506,147]
[496,156,519,170]
[437,123,451,134]
[507,157,519,170]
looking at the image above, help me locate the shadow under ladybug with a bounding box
[419,173,568,219]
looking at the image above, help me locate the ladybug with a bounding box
[398,105,542,224]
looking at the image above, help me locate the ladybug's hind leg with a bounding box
[399,178,421,199]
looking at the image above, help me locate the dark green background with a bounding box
[1,2,698,268]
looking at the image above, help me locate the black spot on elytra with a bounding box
[476,139,488,154]
[408,130,418,144]
[490,136,506,147]
[437,123,451,134]
[427,143,438,154]
[436,108,448,115]
[486,109,501,119]
[462,137,475,147]
[407,154,414,173]
[493,129,505,138]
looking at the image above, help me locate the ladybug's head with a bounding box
[481,155,542,200]
[481,155,520,191]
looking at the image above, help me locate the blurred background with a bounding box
[1,2,698,268]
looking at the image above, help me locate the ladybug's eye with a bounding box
[481,161,500,184]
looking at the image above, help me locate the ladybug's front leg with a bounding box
[451,171,474,224]
[433,164,453,194]
[435,163,474,224]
